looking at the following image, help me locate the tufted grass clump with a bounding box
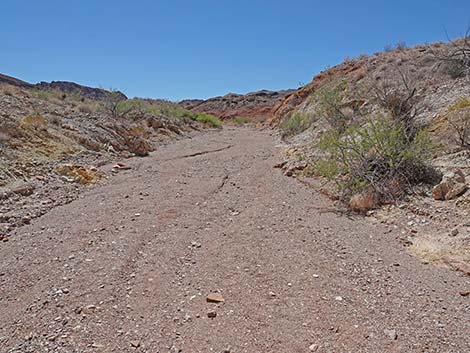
[21,114,48,131]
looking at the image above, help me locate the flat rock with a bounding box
[384,329,398,340]
[130,340,140,348]
[206,293,225,303]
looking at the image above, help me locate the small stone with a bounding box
[309,344,319,352]
[191,241,202,248]
[130,340,140,348]
[335,296,343,301]
[384,329,398,340]
[21,217,32,224]
[450,228,459,237]
[207,311,217,318]
[206,293,225,303]
[459,290,470,297]
[312,274,320,278]
[114,163,131,170]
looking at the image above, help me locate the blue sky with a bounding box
[1,1,470,100]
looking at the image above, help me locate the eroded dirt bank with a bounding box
[0,127,469,352]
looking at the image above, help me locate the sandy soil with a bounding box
[0,127,469,352]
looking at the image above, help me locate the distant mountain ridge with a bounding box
[0,73,127,101]
[179,89,295,120]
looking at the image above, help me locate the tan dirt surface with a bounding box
[0,127,469,352]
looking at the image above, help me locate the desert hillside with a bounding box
[269,38,470,275]
[0,77,222,234]
[179,89,294,121]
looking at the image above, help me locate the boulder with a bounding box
[127,137,151,157]
[349,192,378,212]
[432,169,467,200]
[284,161,307,177]
[11,182,36,196]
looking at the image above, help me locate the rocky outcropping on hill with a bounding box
[0,73,126,101]
[179,89,294,120]
[35,81,127,101]
[0,73,33,88]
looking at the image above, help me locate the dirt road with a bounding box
[1,127,469,352]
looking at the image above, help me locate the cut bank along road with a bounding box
[0,127,469,352]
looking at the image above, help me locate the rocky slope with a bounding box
[269,38,470,275]
[0,77,216,236]
[179,89,294,121]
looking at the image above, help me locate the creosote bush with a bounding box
[372,69,420,141]
[103,90,128,118]
[195,113,222,128]
[314,81,353,133]
[315,115,434,204]
[280,112,311,137]
[447,97,470,148]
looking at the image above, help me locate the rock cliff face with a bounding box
[179,89,294,120]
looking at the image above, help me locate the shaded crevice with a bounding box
[163,145,234,161]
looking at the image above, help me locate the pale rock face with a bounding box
[432,169,467,200]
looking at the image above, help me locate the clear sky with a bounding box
[1,1,470,101]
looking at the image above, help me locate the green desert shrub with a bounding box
[234,116,251,125]
[447,97,470,147]
[315,115,434,203]
[314,81,352,132]
[115,99,146,117]
[162,105,196,121]
[195,113,222,128]
[280,112,311,137]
